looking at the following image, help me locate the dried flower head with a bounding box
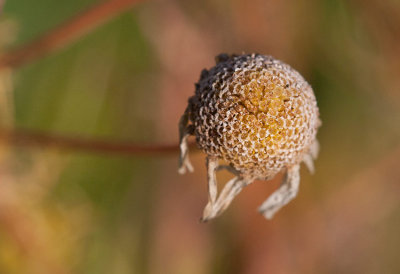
[179,53,321,221]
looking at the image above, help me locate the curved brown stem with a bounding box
[0,128,196,155]
[0,0,144,70]
[0,0,5,15]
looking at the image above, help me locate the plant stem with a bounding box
[0,0,5,15]
[0,0,144,70]
[0,128,195,155]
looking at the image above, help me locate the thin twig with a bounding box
[0,0,5,15]
[0,0,144,70]
[0,129,196,155]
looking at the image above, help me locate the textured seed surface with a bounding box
[187,54,320,179]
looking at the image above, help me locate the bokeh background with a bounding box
[0,0,400,273]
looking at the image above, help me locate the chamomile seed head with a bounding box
[187,53,320,179]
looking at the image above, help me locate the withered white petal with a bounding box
[179,53,321,221]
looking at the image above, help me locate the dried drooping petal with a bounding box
[179,53,320,221]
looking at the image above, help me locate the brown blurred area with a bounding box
[0,0,399,273]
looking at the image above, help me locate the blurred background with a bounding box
[0,0,399,273]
